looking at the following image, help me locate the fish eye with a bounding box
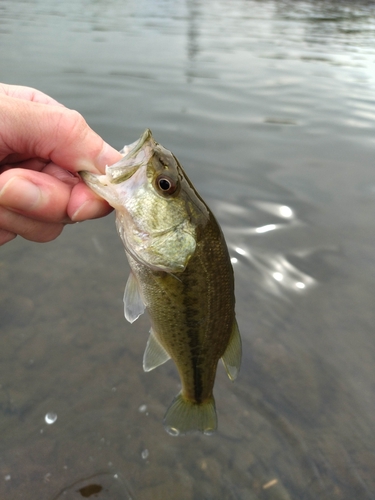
[156,175,178,195]
[159,178,171,191]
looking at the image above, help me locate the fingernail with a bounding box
[77,143,122,174]
[71,199,109,222]
[95,142,122,171]
[0,177,41,210]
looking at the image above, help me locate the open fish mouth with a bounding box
[106,129,156,185]
[79,128,157,188]
[119,128,155,160]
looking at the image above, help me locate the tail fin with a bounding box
[163,393,217,436]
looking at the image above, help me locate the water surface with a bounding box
[1,0,375,498]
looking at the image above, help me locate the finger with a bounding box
[0,206,64,243]
[0,94,122,174]
[68,181,113,221]
[0,168,112,223]
[40,163,113,220]
[0,168,72,222]
[41,163,80,185]
[0,228,17,246]
[0,83,64,106]
[0,158,48,171]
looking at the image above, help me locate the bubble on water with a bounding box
[165,426,180,436]
[141,449,149,460]
[45,412,57,425]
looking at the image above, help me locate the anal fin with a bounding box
[221,319,242,381]
[124,271,145,323]
[143,328,171,372]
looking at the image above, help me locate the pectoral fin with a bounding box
[143,328,171,372]
[123,272,145,323]
[221,319,242,381]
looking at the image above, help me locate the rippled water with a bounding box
[1,0,375,498]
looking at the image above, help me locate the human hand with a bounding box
[0,83,122,245]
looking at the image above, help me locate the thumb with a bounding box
[0,94,122,173]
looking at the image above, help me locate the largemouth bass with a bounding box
[80,129,241,436]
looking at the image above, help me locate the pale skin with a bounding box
[0,83,123,246]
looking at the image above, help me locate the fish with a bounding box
[80,129,241,436]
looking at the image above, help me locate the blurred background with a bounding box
[1,0,375,498]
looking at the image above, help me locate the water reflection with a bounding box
[231,243,316,296]
[215,198,319,299]
[254,202,294,219]
[186,0,200,62]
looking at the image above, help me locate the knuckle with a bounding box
[63,109,87,137]
[52,108,88,148]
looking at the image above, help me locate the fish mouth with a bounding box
[80,129,157,188]
[78,170,114,204]
[106,129,156,185]
[122,128,155,160]
[79,129,158,202]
